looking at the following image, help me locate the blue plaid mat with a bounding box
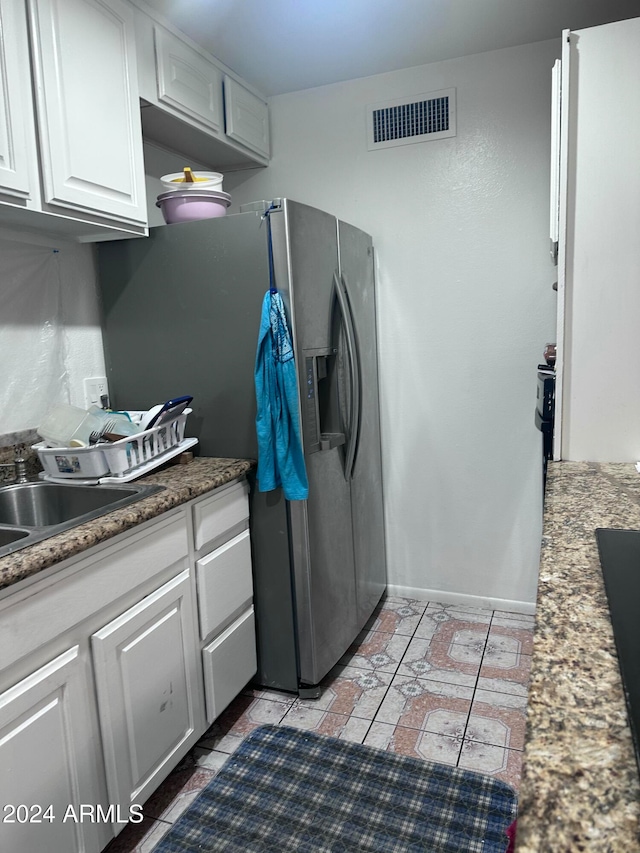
[153,725,517,852]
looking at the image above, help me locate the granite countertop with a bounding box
[517,462,640,851]
[0,456,254,593]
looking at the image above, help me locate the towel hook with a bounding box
[261,203,278,294]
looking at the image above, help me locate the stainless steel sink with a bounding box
[0,526,31,547]
[0,480,164,559]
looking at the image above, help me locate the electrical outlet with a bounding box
[83,376,109,408]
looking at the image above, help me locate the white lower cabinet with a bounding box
[0,477,256,851]
[0,647,109,853]
[92,568,205,818]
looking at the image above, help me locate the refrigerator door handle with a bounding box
[333,271,361,480]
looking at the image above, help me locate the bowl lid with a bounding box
[160,170,223,185]
[156,190,232,204]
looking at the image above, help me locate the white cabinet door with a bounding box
[224,75,270,159]
[0,0,36,201]
[154,25,223,134]
[28,0,147,224]
[92,569,205,814]
[0,647,108,853]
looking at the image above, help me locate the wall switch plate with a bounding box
[84,376,108,408]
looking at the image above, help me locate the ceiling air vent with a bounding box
[367,88,456,151]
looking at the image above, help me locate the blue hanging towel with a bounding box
[254,290,309,500]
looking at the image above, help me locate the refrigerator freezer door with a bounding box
[338,219,387,627]
[277,200,359,686]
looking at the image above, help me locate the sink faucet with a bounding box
[0,445,30,484]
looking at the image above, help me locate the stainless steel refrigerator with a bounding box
[97,199,386,695]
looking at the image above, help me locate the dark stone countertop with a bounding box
[516,462,640,851]
[0,457,254,593]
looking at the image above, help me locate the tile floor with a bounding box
[105,595,535,852]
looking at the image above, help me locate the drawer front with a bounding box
[0,513,188,669]
[192,480,249,552]
[202,607,256,724]
[196,528,253,641]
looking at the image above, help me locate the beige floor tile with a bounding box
[459,740,523,790]
[364,597,427,636]
[339,628,411,673]
[295,664,393,719]
[194,748,232,771]
[280,704,371,742]
[364,721,462,765]
[415,610,490,646]
[196,695,290,752]
[467,689,528,750]
[479,648,532,691]
[397,637,480,687]
[493,610,535,624]
[476,674,530,698]
[374,674,473,732]
[486,623,534,656]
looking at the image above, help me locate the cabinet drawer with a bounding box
[192,480,249,552]
[202,607,256,724]
[196,528,252,641]
[0,514,188,670]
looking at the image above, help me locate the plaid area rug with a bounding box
[152,725,517,853]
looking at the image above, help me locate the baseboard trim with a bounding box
[384,584,536,616]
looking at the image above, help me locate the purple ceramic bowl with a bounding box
[156,190,231,224]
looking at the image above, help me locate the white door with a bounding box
[27,0,147,224]
[92,569,204,816]
[0,0,37,200]
[154,25,223,133]
[223,76,270,158]
[0,647,108,853]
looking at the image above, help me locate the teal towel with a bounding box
[254,291,309,500]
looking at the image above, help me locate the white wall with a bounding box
[0,227,104,434]
[227,39,560,609]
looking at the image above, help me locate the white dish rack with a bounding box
[35,410,198,484]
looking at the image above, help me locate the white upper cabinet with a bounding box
[28,0,147,229]
[154,26,223,134]
[224,75,270,159]
[0,0,37,201]
[132,3,269,171]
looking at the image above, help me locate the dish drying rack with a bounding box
[35,410,198,484]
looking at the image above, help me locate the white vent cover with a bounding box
[367,89,456,151]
